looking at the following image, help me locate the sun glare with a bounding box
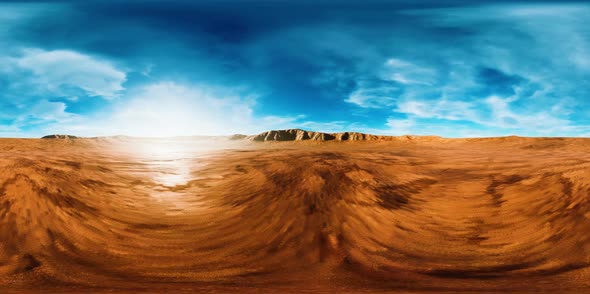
[137,140,193,186]
[129,138,217,187]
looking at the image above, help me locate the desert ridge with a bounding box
[39,129,588,147]
[248,129,459,142]
[250,129,385,141]
[40,129,444,142]
[41,134,79,139]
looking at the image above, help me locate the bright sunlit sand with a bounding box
[134,139,202,187]
[117,138,241,187]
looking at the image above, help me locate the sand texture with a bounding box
[1,136,590,293]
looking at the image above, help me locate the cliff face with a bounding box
[251,129,384,142]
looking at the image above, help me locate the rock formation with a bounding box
[41,135,79,139]
[228,134,248,140]
[251,129,388,142]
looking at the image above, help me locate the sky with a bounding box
[0,0,589,138]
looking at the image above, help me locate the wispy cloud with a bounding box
[0,47,127,136]
[345,79,401,108]
[10,48,127,99]
[334,3,590,136]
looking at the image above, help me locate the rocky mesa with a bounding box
[250,129,389,142]
[41,134,79,139]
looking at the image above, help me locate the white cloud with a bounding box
[0,48,125,137]
[345,58,440,108]
[382,58,437,85]
[386,95,575,137]
[0,124,19,133]
[484,96,570,131]
[42,82,310,137]
[339,3,590,137]
[345,84,399,108]
[25,100,74,122]
[385,118,415,135]
[396,99,478,122]
[12,48,126,99]
[1,100,77,137]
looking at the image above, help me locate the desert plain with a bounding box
[1,130,590,293]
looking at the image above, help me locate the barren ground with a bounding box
[1,137,590,293]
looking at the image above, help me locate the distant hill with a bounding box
[251,129,392,142]
[228,134,248,140]
[41,134,79,139]
[37,130,446,142]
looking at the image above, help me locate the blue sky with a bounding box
[0,0,589,137]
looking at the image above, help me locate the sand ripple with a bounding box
[1,138,590,292]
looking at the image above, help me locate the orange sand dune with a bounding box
[1,136,590,293]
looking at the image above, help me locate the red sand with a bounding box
[1,137,590,293]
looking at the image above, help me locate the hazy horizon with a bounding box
[8,129,590,139]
